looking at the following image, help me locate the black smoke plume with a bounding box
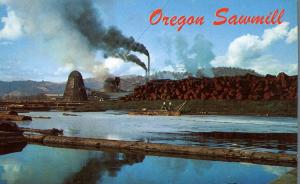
[64,1,150,64]
[125,54,147,71]
[2,0,150,78]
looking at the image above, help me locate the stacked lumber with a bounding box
[123,73,297,101]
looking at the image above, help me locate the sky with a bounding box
[0,0,298,82]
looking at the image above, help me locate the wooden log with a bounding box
[0,111,32,121]
[32,116,51,119]
[0,141,27,155]
[160,132,297,143]
[0,136,26,145]
[0,121,22,132]
[128,110,181,116]
[62,113,78,116]
[0,131,23,137]
[24,134,297,167]
[126,73,297,101]
[0,121,27,150]
[21,127,63,136]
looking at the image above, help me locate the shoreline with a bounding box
[73,99,297,117]
[0,99,296,117]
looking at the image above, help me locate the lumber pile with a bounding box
[123,73,297,101]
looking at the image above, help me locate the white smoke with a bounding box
[161,33,215,77]
[286,27,298,44]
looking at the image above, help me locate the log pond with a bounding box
[19,111,297,153]
[0,111,297,183]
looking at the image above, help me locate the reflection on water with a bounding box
[64,152,144,184]
[0,145,293,184]
[149,132,297,154]
[0,143,27,156]
[19,111,297,152]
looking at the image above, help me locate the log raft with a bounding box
[24,134,297,167]
[128,110,181,116]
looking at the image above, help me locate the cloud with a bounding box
[261,22,290,46]
[0,7,23,40]
[286,27,298,43]
[211,22,298,75]
[103,57,145,76]
[249,56,297,75]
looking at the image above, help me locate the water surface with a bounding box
[0,144,293,184]
[18,111,297,153]
[20,111,297,137]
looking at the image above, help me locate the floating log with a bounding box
[7,104,51,111]
[0,141,27,155]
[0,121,27,154]
[25,134,297,167]
[0,131,26,145]
[32,116,51,119]
[0,120,21,131]
[128,110,181,116]
[0,111,32,121]
[63,113,79,116]
[21,128,63,136]
[157,131,297,143]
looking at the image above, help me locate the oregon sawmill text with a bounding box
[149,8,285,31]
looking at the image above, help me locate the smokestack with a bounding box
[147,55,150,82]
[124,54,150,81]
